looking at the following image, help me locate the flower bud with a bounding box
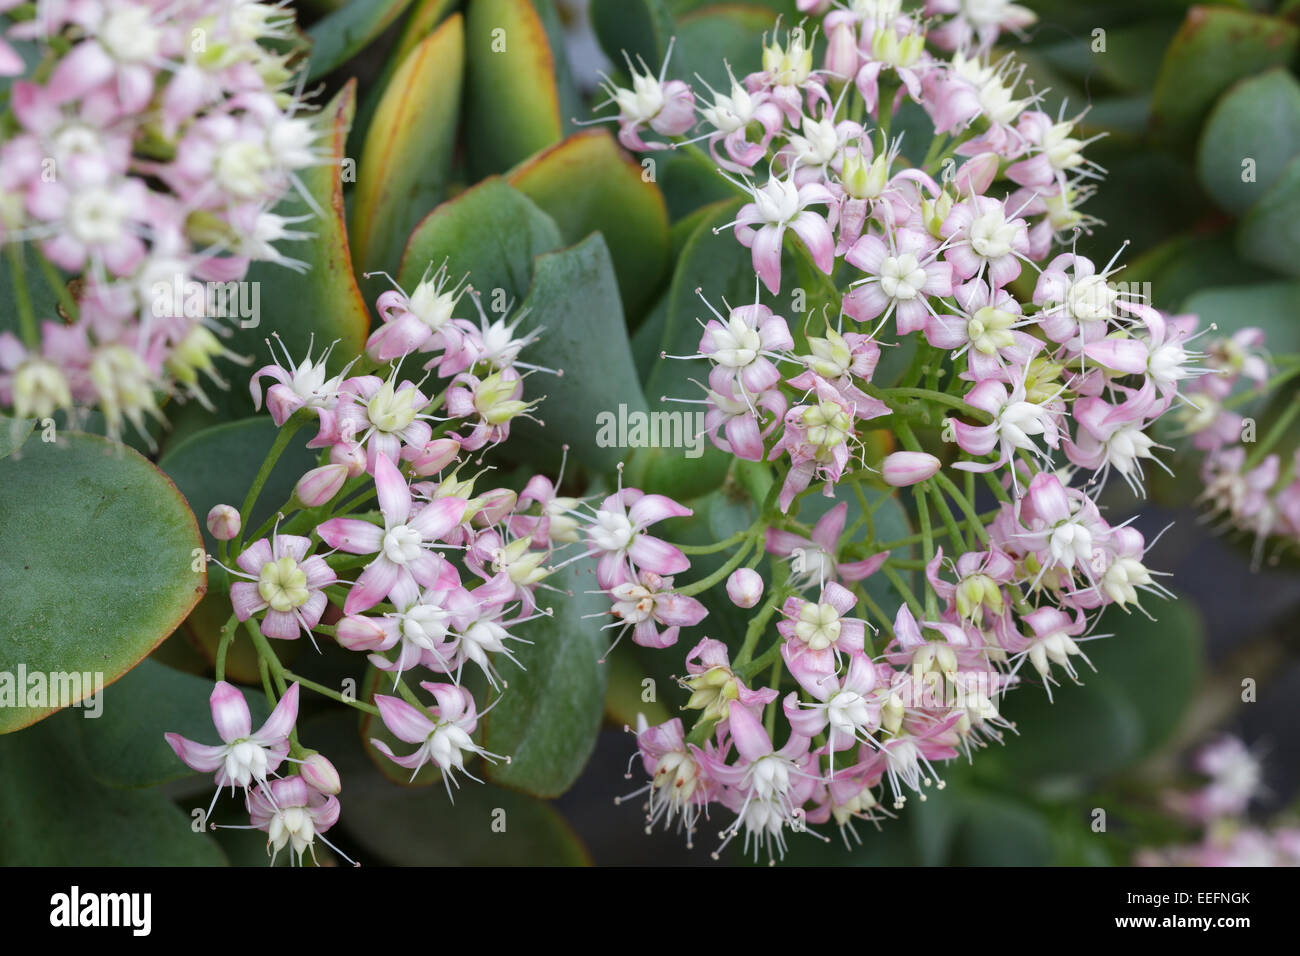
[881,451,941,487]
[824,22,858,79]
[299,752,342,795]
[206,504,241,541]
[330,441,367,477]
[403,437,460,476]
[294,464,348,507]
[726,568,764,609]
[335,614,386,652]
[471,488,518,526]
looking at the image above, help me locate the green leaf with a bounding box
[0,433,206,733]
[351,14,465,283]
[305,0,417,81]
[1086,596,1204,757]
[1197,68,1300,216]
[1236,154,1300,277]
[983,669,1144,785]
[1181,281,1300,355]
[0,711,227,864]
[75,659,270,789]
[482,556,609,797]
[0,416,33,459]
[510,233,650,472]
[947,791,1054,866]
[158,417,320,554]
[590,0,675,70]
[1121,231,1275,311]
[464,0,563,178]
[310,709,590,864]
[232,83,371,391]
[397,177,563,305]
[670,4,776,92]
[509,130,670,320]
[1149,6,1300,145]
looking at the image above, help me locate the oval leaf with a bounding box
[0,433,205,733]
[1197,68,1300,216]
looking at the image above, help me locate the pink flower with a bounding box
[227,533,335,641]
[764,500,889,587]
[165,681,299,795]
[629,715,716,843]
[249,336,351,429]
[730,174,836,294]
[370,684,504,794]
[777,581,869,673]
[697,295,793,396]
[585,486,692,589]
[595,42,696,152]
[606,570,707,653]
[726,568,764,609]
[940,195,1030,287]
[880,450,942,487]
[245,775,345,866]
[317,454,466,615]
[951,377,1061,480]
[843,227,953,334]
[334,371,435,472]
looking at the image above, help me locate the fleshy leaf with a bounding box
[352,14,465,283]
[464,0,563,178]
[509,233,650,472]
[1149,6,1300,145]
[1236,155,1300,277]
[1197,68,1300,216]
[0,433,206,733]
[508,130,670,321]
[397,177,563,305]
[305,0,418,81]
[482,556,609,797]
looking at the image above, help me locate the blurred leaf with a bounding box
[0,433,205,733]
[305,0,417,81]
[464,0,563,177]
[233,83,371,394]
[982,670,1144,785]
[1236,154,1300,276]
[0,712,227,864]
[509,130,670,320]
[158,417,319,554]
[0,416,33,458]
[1181,281,1300,354]
[351,0,461,153]
[1086,597,1204,757]
[76,659,270,789]
[1149,6,1300,145]
[590,0,675,69]
[314,704,589,864]
[658,151,739,221]
[670,4,775,92]
[1197,68,1300,216]
[509,233,649,472]
[1121,231,1275,311]
[483,556,609,797]
[397,177,563,305]
[352,14,465,284]
[948,791,1054,866]
[605,649,672,728]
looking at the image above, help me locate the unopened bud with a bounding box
[726,568,764,609]
[403,437,461,476]
[206,504,241,541]
[335,614,386,652]
[294,464,348,507]
[299,752,341,795]
[330,442,367,477]
[881,451,941,487]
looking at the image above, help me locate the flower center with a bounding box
[258,556,309,612]
[382,524,424,565]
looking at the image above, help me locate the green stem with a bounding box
[215,613,237,682]
[283,669,380,716]
[1244,394,1300,472]
[6,244,38,349]
[235,418,304,551]
[676,537,756,597]
[881,562,924,620]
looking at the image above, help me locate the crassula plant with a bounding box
[0,0,1296,869]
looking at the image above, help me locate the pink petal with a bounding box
[209,681,252,743]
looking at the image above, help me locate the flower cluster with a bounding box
[0,0,322,441]
[1171,321,1300,564]
[166,263,613,860]
[594,2,1197,860]
[1137,736,1300,867]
